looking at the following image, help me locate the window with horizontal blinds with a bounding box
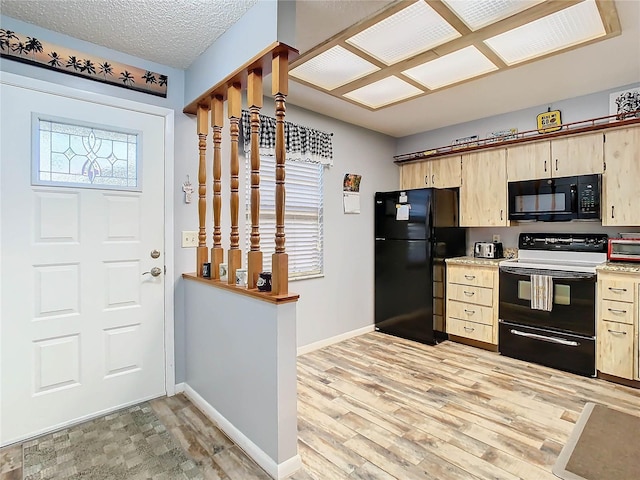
[245,155,324,279]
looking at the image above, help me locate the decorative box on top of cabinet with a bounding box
[596,269,638,381]
[445,261,499,347]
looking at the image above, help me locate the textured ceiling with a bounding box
[1,0,638,138]
[0,0,259,69]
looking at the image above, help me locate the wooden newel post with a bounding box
[196,105,209,276]
[227,83,242,285]
[271,51,289,295]
[210,95,224,279]
[247,69,263,289]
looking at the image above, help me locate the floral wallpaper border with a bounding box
[0,28,167,98]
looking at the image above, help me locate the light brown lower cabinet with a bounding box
[596,271,638,380]
[446,263,499,345]
[597,321,634,379]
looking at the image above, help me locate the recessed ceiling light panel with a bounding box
[484,0,606,65]
[346,1,461,65]
[403,46,498,90]
[343,76,423,109]
[442,0,545,31]
[289,45,380,91]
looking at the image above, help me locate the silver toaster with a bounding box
[474,241,504,259]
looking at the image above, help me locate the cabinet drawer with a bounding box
[447,318,493,344]
[600,278,634,302]
[597,320,634,379]
[448,265,494,288]
[448,300,493,325]
[599,299,634,325]
[447,283,493,307]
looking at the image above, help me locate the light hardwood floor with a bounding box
[292,332,640,480]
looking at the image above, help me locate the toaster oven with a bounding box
[608,238,640,262]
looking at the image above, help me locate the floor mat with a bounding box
[552,402,640,480]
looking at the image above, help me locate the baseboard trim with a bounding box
[183,384,301,479]
[297,325,374,356]
[174,382,186,394]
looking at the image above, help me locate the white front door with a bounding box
[0,81,166,444]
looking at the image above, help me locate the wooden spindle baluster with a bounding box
[196,105,209,276]
[227,82,242,285]
[247,69,263,289]
[210,95,224,279]
[271,50,289,295]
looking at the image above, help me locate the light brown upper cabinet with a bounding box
[400,156,462,190]
[602,126,640,226]
[551,133,604,177]
[506,133,604,181]
[428,156,462,189]
[400,161,428,190]
[460,149,508,226]
[506,141,550,181]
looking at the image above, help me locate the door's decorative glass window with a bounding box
[33,117,140,191]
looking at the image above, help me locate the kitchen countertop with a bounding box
[446,256,503,267]
[596,262,640,274]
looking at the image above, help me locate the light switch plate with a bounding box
[182,231,198,248]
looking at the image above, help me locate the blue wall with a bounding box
[397,82,640,157]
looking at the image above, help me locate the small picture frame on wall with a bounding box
[609,87,640,121]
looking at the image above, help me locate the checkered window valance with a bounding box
[241,110,333,166]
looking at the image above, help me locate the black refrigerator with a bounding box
[374,188,466,345]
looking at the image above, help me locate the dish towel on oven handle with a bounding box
[531,274,553,311]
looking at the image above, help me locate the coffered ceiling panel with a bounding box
[484,0,607,65]
[402,46,498,90]
[289,45,380,90]
[442,0,545,31]
[345,1,461,65]
[343,76,423,109]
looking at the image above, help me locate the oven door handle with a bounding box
[499,265,596,279]
[509,329,580,347]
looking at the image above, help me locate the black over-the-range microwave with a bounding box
[508,174,601,222]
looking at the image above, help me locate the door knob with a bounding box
[143,267,162,277]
